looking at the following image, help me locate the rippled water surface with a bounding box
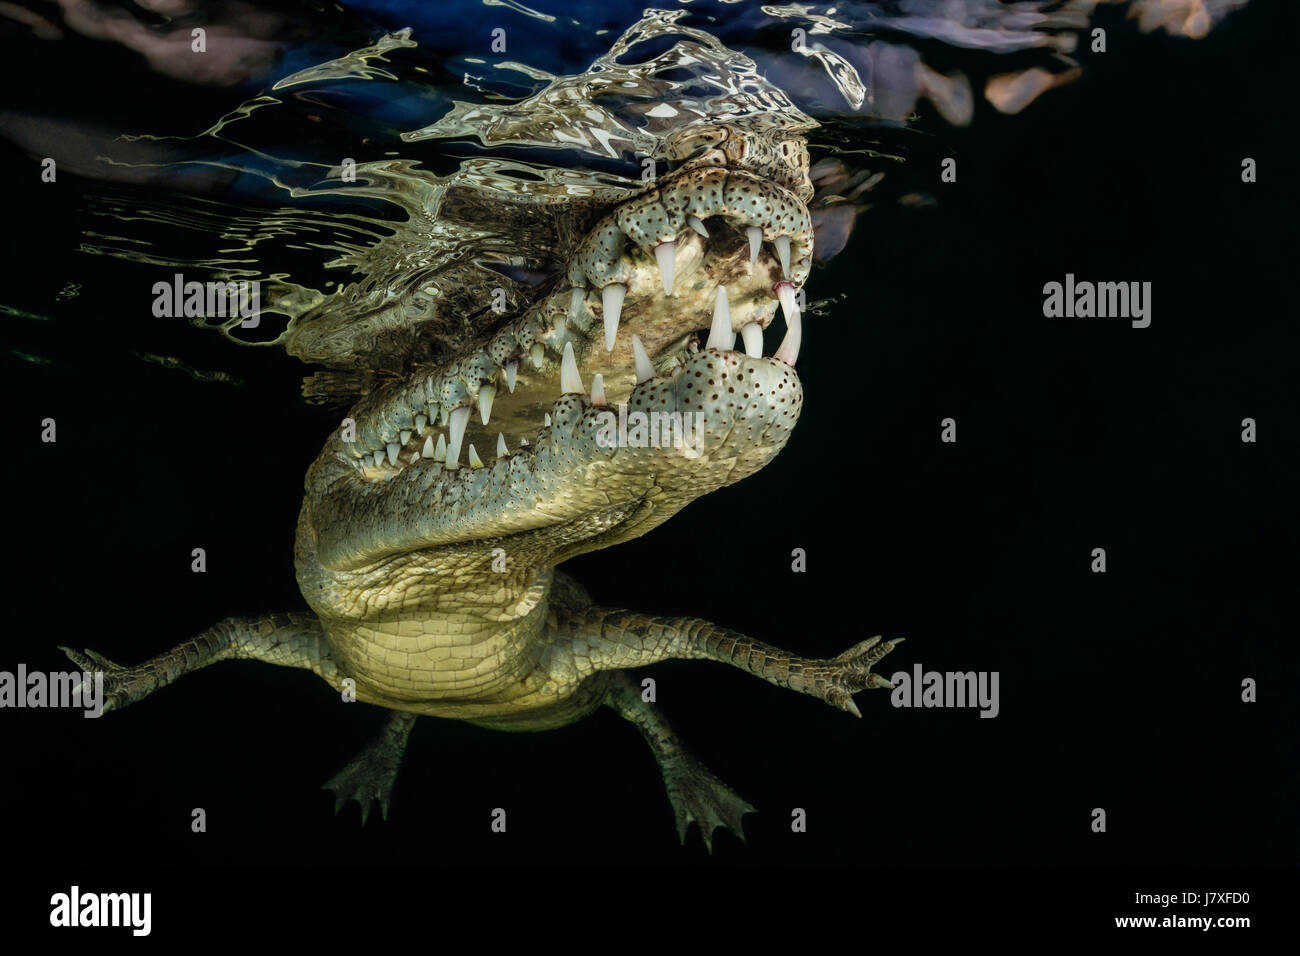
[3,0,1253,371]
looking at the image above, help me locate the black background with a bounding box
[0,0,1293,914]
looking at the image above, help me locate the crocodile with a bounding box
[54,0,1245,851]
[61,112,904,850]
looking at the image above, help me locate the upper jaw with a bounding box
[333,159,812,483]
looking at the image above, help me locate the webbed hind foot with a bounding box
[323,710,417,825]
[602,671,754,852]
[660,753,756,852]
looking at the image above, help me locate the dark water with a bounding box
[2,0,1295,885]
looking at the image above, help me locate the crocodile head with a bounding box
[294,119,812,648]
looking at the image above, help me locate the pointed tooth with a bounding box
[434,433,447,462]
[601,283,626,351]
[440,405,449,427]
[372,450,385,468]
[740,322,763,358]
[774,235,791,278]
[421,435,435,458]
[687,215,709,238]
[467,444,484,469]
[447,406,469,467]
[505,360,518,393]
[569,287,585,319]
[707,286,734,350]
[653,241,676,295]
[497,432,508,457]
[409,450,420,464]
[478,384,495,425]
[774,308,802,366]
[590,373,606,406]
[400,430,411,445]
[776,281,800,329]
[545,413,552,427]
[631,333,654,384]
[561,341,583,394]
[530,342,544,369]
[746,226,762,268]
[414,413,427,435]
[519,437,529,447]
[385,443,400,465]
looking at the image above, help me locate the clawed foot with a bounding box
[661,756,756,853]
[58,646,154,715]
[815,635,905,718]
[322,726,411,826]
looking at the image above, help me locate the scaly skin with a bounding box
[63,121,902,850]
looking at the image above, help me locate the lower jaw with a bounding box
[306,346,803,571]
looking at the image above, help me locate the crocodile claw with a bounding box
[57,645,148,715]
[820,635,905,717]
[321,714,416,826]
[661,756,756,853]
[322,751,403,826]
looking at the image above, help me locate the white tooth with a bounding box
[434,433,447,462]
[440,405,449,427]
[741,322,763,358]
[448,406,469,467]
[632,333,654,383]
[601,283,626,351]
[707,286,734,350]
[561,341,583,394]
[776,282,800,330]
[408,451,420,464]
[687,215,709,238]
[544,413,552,427]
[505,360,518,393]
[654,242,676,295]
[415,413,427,435]
[479,384,495,425]
[747,226,762,269]
[372,450,385,468]
[386,443,400,465]
[774,307,802,366]
[530,342,544,369]
[519,437,529,447]
[774,235,791,278]
[468,444,484,469]
[569,287,584,319]
[421,435,435,458]
[400,430,411,445]
[590,373,606,406]
[497,432,508,457]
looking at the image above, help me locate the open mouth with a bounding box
[342,160,811,485]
